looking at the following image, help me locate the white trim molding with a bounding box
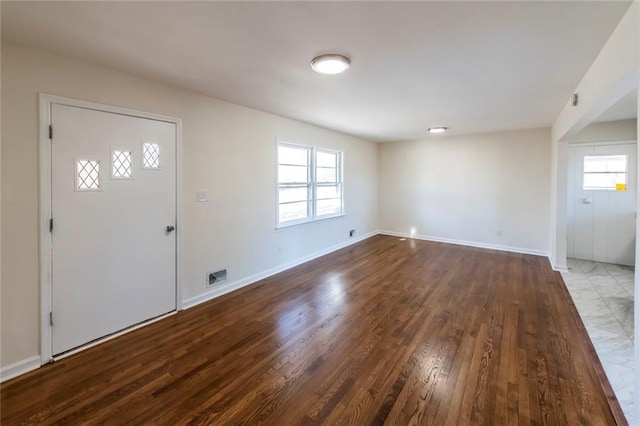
[548,255,569,273]
[184,230,378,309]
[379,230,550,256]
[0,356,41,383]
[568,139,637,148]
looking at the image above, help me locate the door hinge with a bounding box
[49,125,53,140]
[49,218,53,232]
[49,312,53,326]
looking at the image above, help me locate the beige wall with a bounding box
[378,128,551,252]
[569,118,637,143]
[1,44,378,367]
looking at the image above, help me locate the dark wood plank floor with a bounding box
[1,235,620,425]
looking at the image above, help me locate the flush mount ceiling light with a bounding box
[311,54,351,75]
[427,127,448,133]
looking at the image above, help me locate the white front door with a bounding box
[51,103,177,356]
[567,143,637,266]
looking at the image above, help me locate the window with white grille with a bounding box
[277,142,344,227]
[76,159,101,191]
[278,144,312,225]
[142,142,161,169]
[112,150,132,179]
[315,149,343,217]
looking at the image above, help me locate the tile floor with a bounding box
[562,258,635,424]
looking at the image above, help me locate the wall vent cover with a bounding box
[207,269,228,286]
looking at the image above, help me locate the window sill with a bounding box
[276,213,345,230]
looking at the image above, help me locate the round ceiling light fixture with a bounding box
[427,127,448,133]
[311,54,351,75]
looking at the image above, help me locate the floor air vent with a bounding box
[207,269,228,287]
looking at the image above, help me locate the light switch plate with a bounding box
[196,190,208,202]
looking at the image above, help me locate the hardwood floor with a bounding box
[1,235,621,425]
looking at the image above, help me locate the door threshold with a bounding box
[52,310,177,361]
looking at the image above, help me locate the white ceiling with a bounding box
[594,90,638,123]
[1,1,631,142]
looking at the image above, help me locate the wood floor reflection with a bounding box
[1,235,620,425]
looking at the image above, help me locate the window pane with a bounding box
[112,150,132,178]
[279,145,309,166]
[316,167,337,183]
[317,150,337,168]
[584,155,627,173]
[279,165,309,183]
[279,186,309,203]
[279,201,309,222]
[316,198,342,216]
[77,159,101,190]
[317,185,341,200]
[142,142,160,169]
[583,172,626,190]
[276,143,343,225]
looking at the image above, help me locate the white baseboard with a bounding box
[185,229,558,310]
[548,255,569,273]
[182,231,378,309]
[0,356,41,383]
[378,230,550,257]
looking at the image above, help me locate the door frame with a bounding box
[568,140,636,148]
[38,94,183,364]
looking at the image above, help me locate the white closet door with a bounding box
[51,103,177,355]
[568,143,636,266]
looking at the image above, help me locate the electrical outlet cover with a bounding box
[196,190,208,202]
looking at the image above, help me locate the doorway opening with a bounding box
[564,90,637,423]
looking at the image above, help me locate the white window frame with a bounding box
[314,147,344,220]
[276,140,344,228]
[74,158,103,192]
[277,142,313,227]
[111,148,134,180]
[141,141,162,170]
[582,154,628,191]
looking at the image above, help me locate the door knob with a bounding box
[166,225,175,233]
